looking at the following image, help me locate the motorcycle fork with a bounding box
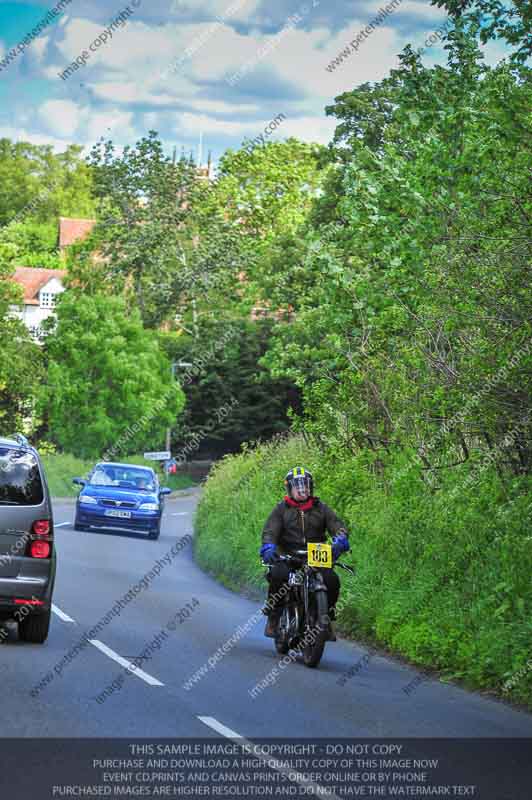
[308,570,329,628]
[281,586,299,640]
[302,568,316,632]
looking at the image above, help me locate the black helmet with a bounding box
[284,466,313,497]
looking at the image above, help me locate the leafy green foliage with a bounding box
[0,139,94,227]
[0,241,44,433]
[263,32,532,482]
[86,132,205,328]
[430,0,532,63]
[0,221,63,269]
[37,293,185,458]
[163,318,300,457]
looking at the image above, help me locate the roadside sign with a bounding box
[144,451,171,461]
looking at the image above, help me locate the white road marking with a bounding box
[90,639,164,686]
[54,522,72,528]
[171,512,189,516]
[197,716,243,738]
[197,716,340,799]
[51,605,75,622]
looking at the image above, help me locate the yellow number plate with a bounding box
[307,542,333,568]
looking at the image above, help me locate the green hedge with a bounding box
[195,435,532,707]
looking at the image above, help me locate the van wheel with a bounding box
[18,609,51,644]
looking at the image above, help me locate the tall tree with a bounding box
[431,0,532,62]
[0,139,94,227]
[263,29,532,477]
[86,132,205,328]
[38,293,185,458]
[0,241,44,433]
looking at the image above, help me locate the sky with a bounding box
[0,0,509,163]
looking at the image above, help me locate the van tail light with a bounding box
[27,520,53,558]
[14,598,44,606]
[32,520,50,536]
[30,540,50,559]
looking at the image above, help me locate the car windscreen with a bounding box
[0,448,44,506]
[88,466,155,491]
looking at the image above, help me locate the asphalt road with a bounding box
[1,490,531,741]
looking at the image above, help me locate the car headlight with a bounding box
[79,494,98,505]
[139,503,159,512]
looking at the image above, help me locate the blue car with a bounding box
[73,463,172,540]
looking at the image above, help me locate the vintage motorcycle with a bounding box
[262,543,355,668]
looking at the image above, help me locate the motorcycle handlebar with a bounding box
[261,547,355,570]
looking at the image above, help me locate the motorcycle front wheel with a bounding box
[274,607,290,655]
[302,591,328,668]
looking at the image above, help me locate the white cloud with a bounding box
[176,109,336,147]
[84,108,136,145]
[2,0,506,158]
[169,0,261,24]
[89,81,182,105]
[38,99,83,138]
[397,0,448,22]
[0,125,78,151]
[275,23,402,96]
[35,99,134,148]
[178,111,260,137]
[186,98,261,114]
[275,114,337,145]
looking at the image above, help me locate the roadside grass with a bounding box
[195,434,532,708]
[42,452,195,497]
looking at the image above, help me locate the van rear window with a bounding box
[0,448,44,506]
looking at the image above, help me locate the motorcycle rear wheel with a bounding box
[302,591,328,668]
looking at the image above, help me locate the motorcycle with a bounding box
[262,544,355,668]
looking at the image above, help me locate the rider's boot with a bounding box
[264,607,282,638]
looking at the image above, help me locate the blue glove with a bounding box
[331,533,349,561]
[260,543,277,564]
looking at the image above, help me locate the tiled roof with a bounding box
[12,267,66,306]
[59,217,96,248]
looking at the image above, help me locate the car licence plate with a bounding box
[104,509,131,519]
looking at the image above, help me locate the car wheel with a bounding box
[18,608,51,644]
[74,512,87,531]
[148,521,161,540]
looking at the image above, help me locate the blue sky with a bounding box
[0,0,508,162]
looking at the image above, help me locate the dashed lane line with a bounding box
[51,605,76,622]
[51,606,164,685]
[90,639,164,686]
[197,716,341,799]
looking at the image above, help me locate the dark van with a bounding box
[0,435,56,643]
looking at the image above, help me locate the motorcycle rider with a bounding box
[260,467,350,638]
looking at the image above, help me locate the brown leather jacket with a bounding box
[261,496,348,555]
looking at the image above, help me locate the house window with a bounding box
[40,292,56,309]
